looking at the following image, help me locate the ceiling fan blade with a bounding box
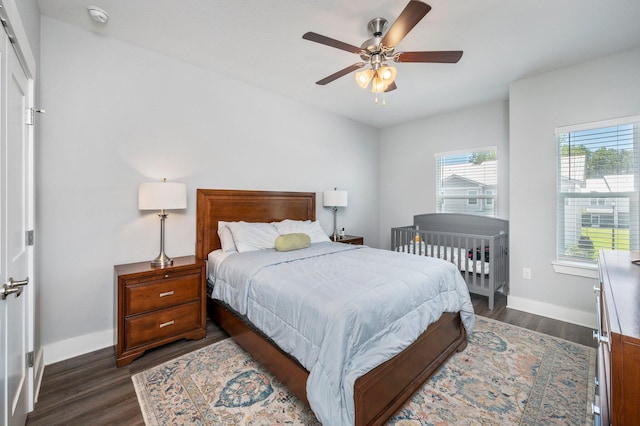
[381,0,431,48]
[315,63,365,85]
[384,81,397,92]
[395,51,463,63]
[302,32,362,54]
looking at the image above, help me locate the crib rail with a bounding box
[391,225,509,310]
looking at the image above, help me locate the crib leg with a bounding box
[488,293,494,310]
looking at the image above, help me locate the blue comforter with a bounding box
[211,242,475,425]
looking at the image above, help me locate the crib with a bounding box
[391,213,509,310]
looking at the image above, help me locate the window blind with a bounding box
[435,147,497,217]
[557,116,640,263]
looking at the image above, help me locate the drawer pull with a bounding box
[159,320,175,328]
[594,295,610,344]
[164,274,170,278]
[159,291,175,298]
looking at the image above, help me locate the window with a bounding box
[467,190,478,205]
[435,147,497,216]
[485,190,494,206]
[556,116,640,264]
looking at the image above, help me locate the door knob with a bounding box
[1,277,29,300]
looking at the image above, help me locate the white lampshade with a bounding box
[138,181,187,210]
[323,190,348,207]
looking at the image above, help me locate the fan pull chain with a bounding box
[373,93,387,106]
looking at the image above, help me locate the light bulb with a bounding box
[379,66,397,84]
[371,75,387,93]
[355,69,374,89]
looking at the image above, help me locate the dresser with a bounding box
[115,255,206,366]
[595,250,640,425]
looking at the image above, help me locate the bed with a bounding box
[391,213,509,310]
[196,189,474,425]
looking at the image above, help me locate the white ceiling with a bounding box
[37,0,640,128]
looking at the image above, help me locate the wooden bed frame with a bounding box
[196,189,468,425]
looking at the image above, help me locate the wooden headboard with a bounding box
[195,189,316,259]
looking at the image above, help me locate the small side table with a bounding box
[114,255,206,366]
[331,235,364,245]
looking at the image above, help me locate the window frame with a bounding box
[554,115,640,275]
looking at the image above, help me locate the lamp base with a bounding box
[151,212,173,267]
[151,251,173,267]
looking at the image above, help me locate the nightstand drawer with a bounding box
[125,301,201,348]
[125,272,201,316]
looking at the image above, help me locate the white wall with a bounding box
[508,47,640,327]
[378,100,510,249]
[39,17,378,364]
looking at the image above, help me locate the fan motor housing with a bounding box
[360,18,395,61]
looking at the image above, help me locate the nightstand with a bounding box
[115,255,206,367]
[331,235,364,245]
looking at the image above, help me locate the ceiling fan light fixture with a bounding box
[370,66,396,93]
[380,66,397,84]
[371,74,388,93]
[355,69,375,89]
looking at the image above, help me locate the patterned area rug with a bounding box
[132,317,596,425]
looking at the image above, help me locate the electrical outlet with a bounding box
[522,267,532,280]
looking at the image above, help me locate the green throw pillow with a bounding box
[275,233,311,252]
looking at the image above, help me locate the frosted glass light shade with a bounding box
[370,66,397,93]
[138,182,187,210]
[380,66,397,84]
[323,190,348,207]
[355,69,375,89]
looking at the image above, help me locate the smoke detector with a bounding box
[87,6,109,24]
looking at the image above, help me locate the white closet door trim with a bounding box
[0,0,36,77]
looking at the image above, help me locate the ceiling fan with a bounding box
[302,0,462,96]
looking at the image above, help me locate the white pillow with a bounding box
[273,219,330,243]
[228,221,280,252]
[217,221,237,253]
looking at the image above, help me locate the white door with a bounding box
[1,21,33,426]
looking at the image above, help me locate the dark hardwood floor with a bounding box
[26,293,596,425]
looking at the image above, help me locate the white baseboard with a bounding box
[32,347,45,403]
[507,295,596,329]
[43,328,114,366]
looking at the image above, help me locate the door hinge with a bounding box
[26,107,34,125]
[27,351,34,368]
[25,108,45,126]
[26,230,34,246]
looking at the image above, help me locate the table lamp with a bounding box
[323,188,348,241]
[138,178,187,266]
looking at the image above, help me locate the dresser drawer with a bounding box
[125,301,202,348]
[125,271,201,316]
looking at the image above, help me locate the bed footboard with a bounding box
[208,298,466,426]
[354,311,466,425]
